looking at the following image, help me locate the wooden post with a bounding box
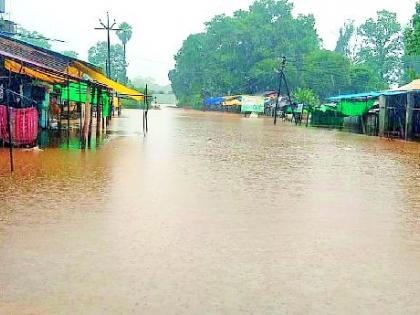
[96,88,102,140]
[5,72,14,173]
[66,79,71,147]
[58,92,63,134]
[405,92,414,141]
[145,84,149,133]
[82,85,90,149]
[360,115,367,135]
[88,87,95,148]
[6,92,14,173]
[78,81,83,143]
[143,85,147,135]
[378,95,388,137]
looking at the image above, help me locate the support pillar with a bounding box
[405,92,414,141]
[82,85,91,149]
[378,95,388,137]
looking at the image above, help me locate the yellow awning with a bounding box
[5,59,65,84]
[224,99,242,106]
[73,61,144,101]
[113,96,121,108]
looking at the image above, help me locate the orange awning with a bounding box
[5,59,65,84]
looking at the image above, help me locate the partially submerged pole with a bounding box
[78,81,83,147]
[405,92,414,141]
[96,89,101,138]
[6,90,14,173]
[6,71,14,173]
[145,84,149,133]
[274,57,294,125]
[273,64,283,125]
[66,74,71,147]
[378,95,388,138]
[96,88,102,142]
[82,84,91,149]
[143,84,148,135]
[88,87,95,148]
[281,67,296,125]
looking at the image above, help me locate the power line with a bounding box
[95,12,121,78]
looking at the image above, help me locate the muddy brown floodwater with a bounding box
[0,109,420,314]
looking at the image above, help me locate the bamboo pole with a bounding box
[6,92,14,173]
[143,85,146,135]
[88,86,95,149]
[66,75,71,147]
[96,88,102,141]
[145,84,149,133]
[6,71,14,173]
[78,81,83,147]
[82,85,91,149]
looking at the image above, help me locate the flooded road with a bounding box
[1,109,419,314]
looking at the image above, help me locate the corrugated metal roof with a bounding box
[0,34,103,75]
[328,92,381,101]
[328,90,407,101]
[0,35,70,73]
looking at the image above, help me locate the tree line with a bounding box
[14,23,134,86]
[169,0,420,107]
[13,23,175,109]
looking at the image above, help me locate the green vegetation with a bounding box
[292,88,319,109]
[169,0,405,107]
[62,50,79,58]
[335,20,355,58]
[88,22,133,84]
[131,76,172,94]
[356,10,403,84]
[88,41,126,82]
[116,22,133,84]
[14,27,52,49]
[404,2,420,80]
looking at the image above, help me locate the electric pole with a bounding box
[274,56,295,125]
[95,12,121,79]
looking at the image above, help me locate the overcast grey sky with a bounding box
[8,0,418,84]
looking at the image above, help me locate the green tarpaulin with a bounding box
[336,99,376,117]
[56,82,111,116]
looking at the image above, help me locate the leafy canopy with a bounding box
[357,10,403,83]
[88,41,126,83]
[404,2,420,80]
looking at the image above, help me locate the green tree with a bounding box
[169,0,320,106]
[116,22,133,57]
[62,50,79,58]
[116,22,133,84]
[357,10,403,84]
[88,41,126,83]
[335,20,355,58]
[301,50,352,98]
[404,2,420,80]
[292,88,319,109]
[14,27,51,49]
[349,64,383,93]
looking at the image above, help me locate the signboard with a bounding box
[241,95,265,113]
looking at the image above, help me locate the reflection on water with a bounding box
[0,109,419,314]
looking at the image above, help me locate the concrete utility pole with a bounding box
[95,12,121,78]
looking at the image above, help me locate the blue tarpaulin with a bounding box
[204,97,224,106]
[328,92,381,101]
[328,91,406,101]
